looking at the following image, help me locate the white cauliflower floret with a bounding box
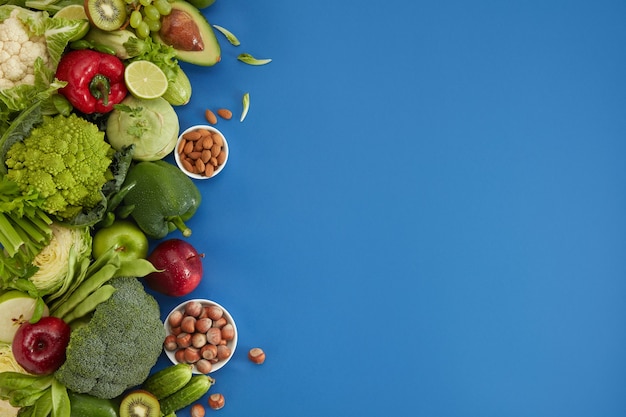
[0,8,50,89]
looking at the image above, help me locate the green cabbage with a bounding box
[28,223,92,296]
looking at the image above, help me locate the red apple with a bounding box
[12,316,71,375]
[144,239,204,297]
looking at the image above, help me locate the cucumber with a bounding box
[159,375,214,415]
[68,391,119,417]
[162,68,192,106]
[142,363,192,400]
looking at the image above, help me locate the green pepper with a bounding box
[68,391,119,417]
[120,160,201,239]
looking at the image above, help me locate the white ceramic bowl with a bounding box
[164,299,238,374]
[174,125,229,179]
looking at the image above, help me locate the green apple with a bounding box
[0,291,49,343]
[92,220,149,261]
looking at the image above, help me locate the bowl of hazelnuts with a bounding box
[163,299,238,374]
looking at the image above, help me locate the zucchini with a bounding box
[141,363,193,400]
[159,375,214,415]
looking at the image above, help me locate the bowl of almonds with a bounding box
[163,299,238,374]
[174,125,229,179]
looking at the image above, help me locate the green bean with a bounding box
[52,262,119,320]
[63,285,116,324]
[49,248,120,315]
[69,39,91,50]
[92,43,117,55]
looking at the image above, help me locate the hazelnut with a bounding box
[191,332,207,348]
[185,301,204,317]
[212,317,227,328]
[196,359,212,374]
[208,393,225,410]
[195,318,213,333]
[200,344,217,360]
[248,347,266,364]
[191,403,205,417]
[205,305,223,321]
[181,316,196,333]
[206,327,222,345]
[221,324,235,341]
[176,333,192,348]
[168,310,184,327]
[163,335,178,351]
[174,348,186,363]
[216,345,231,361]
[184,347,201,364]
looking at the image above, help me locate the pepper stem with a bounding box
[167,216,192,237]
[89,74,111,106]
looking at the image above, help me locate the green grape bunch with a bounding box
[125,0,173,39]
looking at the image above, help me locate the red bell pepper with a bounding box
[55,50,127,114]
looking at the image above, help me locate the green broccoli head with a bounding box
[54,277,165,399]
[5,113,114,220]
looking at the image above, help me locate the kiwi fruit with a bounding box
[119,390,161,417]
[84,0,127,31]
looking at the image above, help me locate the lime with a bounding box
[54,4,88,20]
[53,5,90,41]
[124,60,169,100]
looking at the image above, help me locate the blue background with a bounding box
[151,0,626,416]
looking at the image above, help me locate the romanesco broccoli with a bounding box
[54,276,165,399]
[5,113,114,220]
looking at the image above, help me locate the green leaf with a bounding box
[212,24,240,46]
[240,92,250,122]
[237,53,272,66]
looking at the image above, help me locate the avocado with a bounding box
[152,1,220,66]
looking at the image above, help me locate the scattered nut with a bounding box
[208,393,225,410]
[248,347,266,364]
[205,109,217,125]
[191,403,205,417]
[163,335,178,351]
[217,108,232,120]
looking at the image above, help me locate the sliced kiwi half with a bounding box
[84,0,127,31]
[119,390,161,417]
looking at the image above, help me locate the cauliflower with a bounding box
[5,113,115,220]
[0,8,50,90]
